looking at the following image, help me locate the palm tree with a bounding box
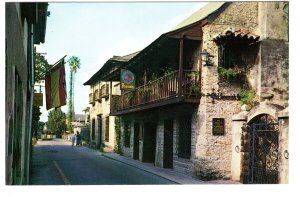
[67,56,81,133]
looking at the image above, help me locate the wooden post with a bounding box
[109,80,113,111]
[178,36,184,97]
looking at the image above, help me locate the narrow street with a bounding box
[29,139,175,185]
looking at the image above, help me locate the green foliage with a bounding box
[114,117,123,155]
[68,56,81,73]
[34,53,51,83]
[32,106,42,139]
[240,89,257,107]
[67,56,81,133]
[161,67,175,76]
[218,66,246,81]
[67,109,73,133]
[47,108,66,137]
[149,72,159,83]
[190,84,201,95]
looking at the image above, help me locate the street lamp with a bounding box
[200,49,214,66]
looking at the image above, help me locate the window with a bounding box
[177,115,191,159]
[124,122,131,147]
[105,116,109,142]
[218,43,245,69]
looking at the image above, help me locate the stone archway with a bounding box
[231,101,288,184]
[245,114,279,183]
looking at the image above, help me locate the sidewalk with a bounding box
[102,152,240,184]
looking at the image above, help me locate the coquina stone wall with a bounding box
[194,2,259,180]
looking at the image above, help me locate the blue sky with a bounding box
[36,2,207,122]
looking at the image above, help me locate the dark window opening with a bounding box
[218,43,246,69]
[124,122,131,147]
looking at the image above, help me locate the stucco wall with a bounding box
[6,3,31,185]
[258,2,288,41]
[89,81,120,150]
[260,39,289,107]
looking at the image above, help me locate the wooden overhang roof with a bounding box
[83,51,140,85]
[166,2,225,39]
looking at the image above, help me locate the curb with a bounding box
[102,154,179,184]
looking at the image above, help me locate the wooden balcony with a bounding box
[94,89,101,101]
[110,70,201,116]
[89,93,95,104]
[101,84,109,98]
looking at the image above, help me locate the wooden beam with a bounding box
[178,36,184,97]
[109,97,200,116]
[168,35,202,41]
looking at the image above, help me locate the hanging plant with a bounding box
[218,66,246,82]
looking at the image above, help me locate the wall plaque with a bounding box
[212,118,225,135]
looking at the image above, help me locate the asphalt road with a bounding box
[29,139,174,185]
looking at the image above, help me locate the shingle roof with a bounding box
[83,51,139,85]
[168,2,225,33]
[110,51,140,62]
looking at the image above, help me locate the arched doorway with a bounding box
[247,114,279,184]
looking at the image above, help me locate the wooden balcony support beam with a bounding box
[178,35,184,97]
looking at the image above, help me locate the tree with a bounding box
[67,56,81,133]
[32,53,50,140]
[34,53,51,83]
[47,108,66,137]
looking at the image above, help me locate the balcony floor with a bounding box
[110,96,200,116]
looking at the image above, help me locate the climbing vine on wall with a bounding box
[114,117,122,155]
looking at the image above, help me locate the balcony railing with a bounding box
[89,93,95,104]
[111,70,201,114]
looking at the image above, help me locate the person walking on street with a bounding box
[76,131,82,146]
[71,132,75,146]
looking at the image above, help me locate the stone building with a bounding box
[86,2,289,184]
[84,52,139,151]
[5,2,48,184]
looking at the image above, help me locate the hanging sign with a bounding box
[33,93,43,106]
[212,118,225,135]
[120,69,135,90]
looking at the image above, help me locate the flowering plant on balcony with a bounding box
[218,65,247,82]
